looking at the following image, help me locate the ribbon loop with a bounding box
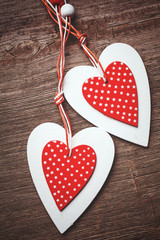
[78,33,87,46]
[54,91,64,105]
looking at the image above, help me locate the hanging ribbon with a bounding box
[42,0,108,82]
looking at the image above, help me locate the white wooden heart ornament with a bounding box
[27,123,114,233]
[63,43,151,147]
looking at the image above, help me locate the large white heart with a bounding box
[63,43,151,147]
[27,123,114,233]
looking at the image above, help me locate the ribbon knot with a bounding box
[54,91,64,105]
[78,33,87,46]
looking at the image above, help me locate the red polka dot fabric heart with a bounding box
[42,140,96,211]
[82,61,138,127]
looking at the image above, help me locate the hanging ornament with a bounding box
[27,0,115,234]
[63,43,151,147]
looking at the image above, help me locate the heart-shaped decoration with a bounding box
[42,140,96,211]
[27,123,114,233]
[63,43,151,146]
[82,61,138,127]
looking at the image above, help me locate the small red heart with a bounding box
[82,61,138,127]
[42,140,96,211]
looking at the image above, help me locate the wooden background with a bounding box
[0,0,160,239]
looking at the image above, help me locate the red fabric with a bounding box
[82,61,138,127]
[42,140,96,211]
[50,0,64,7]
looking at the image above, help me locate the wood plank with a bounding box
[0,0,160,239]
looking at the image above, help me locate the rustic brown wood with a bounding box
[0,0,160,239]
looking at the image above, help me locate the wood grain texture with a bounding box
[0,0,160,239]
